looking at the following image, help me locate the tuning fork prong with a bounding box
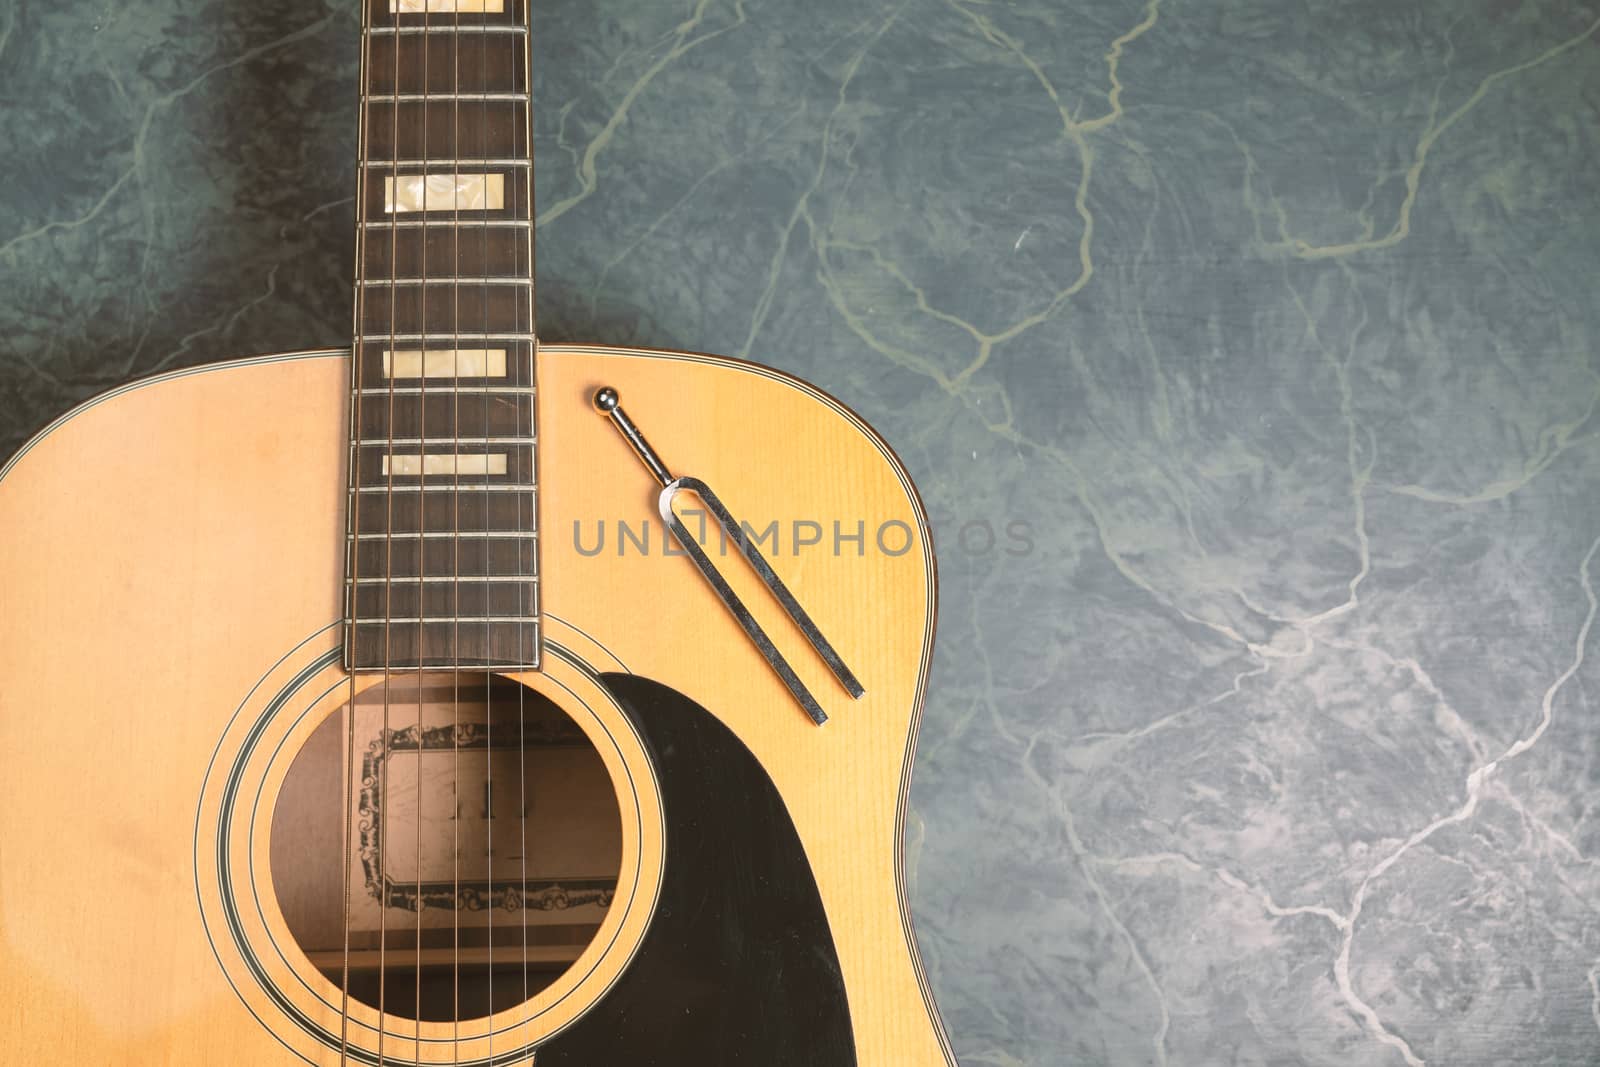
[593,386,866,725]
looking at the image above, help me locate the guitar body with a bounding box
[0,344,950,1065]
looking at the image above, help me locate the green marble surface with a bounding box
[5,0,1600,1063]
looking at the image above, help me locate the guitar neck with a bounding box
[345,0,541,673]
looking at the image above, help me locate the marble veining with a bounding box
[3,0,1600,1063]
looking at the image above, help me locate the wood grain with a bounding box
[0,345,953,1066]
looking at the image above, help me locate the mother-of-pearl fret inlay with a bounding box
[383,348,508,378]
[391,0,504,10]
[385,173,505,213]
[382,453,510,477]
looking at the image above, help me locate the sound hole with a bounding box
[270,673,623,1022]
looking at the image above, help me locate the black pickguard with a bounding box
[535,672,856,1066]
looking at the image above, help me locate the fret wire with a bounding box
[350,575,539,584]
[362,158,530,167]
[362,219,531,229]
[351,484,538,493]
[349,531,537,540]
[364,92,529,101]
[357,333,535,342]
[353,437,537,446]
[360,277,533,286]
[353,384,533,394]
[366,26,527,35]
[352,617,542,624]
[350,664,540,672]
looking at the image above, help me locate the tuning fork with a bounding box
[593,386,864,725]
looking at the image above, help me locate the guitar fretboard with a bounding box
[346,0,540,671]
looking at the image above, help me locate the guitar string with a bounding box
[516,0,534,1030]
[415,0,432,1057]
[480,2,495,1054]
[379,0,406,1059]
[451,3,464,1065]
[340,2,378,1061]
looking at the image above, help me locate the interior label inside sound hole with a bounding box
[271,673,622,1022]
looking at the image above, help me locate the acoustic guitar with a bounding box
[0,1,953,1064]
